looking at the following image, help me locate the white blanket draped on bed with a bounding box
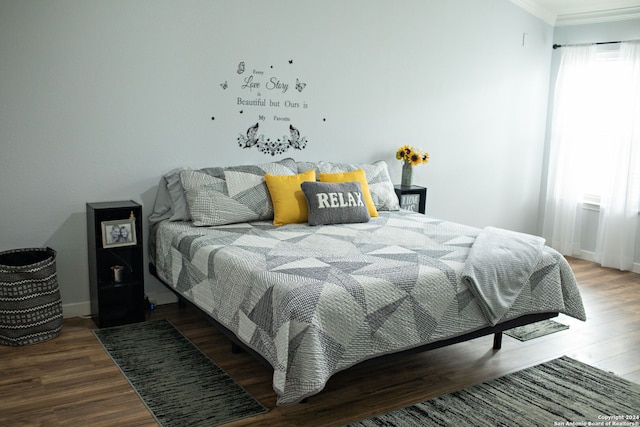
[462,226,545,325]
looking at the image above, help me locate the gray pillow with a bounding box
[301,181,370,226]
[180,158,298,226]
[148,167,192,225]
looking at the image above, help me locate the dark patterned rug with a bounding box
[94,319,267,427]
[505,318,569,341]
[346,356,640,426]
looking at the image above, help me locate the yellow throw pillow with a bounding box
[265,170,317,226]
[318,169,378,217]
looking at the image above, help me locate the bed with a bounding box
[147,158,586,405]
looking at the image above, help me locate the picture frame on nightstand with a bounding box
[394,185,427,214]
[101,217,137,248]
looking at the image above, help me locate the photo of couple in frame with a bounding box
[101,218,137,248]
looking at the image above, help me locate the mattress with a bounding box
[152,210,586,405]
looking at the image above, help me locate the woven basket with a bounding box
[0,247,63,346]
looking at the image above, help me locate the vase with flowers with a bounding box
[396,145,430,187]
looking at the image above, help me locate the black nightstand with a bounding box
[87,201,145,328]
[394,185,427,214]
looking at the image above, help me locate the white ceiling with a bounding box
[510,0,640,25]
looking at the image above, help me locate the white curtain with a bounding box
[543,41,640,271]
[594,41,640,270]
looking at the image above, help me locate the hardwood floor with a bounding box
[1,257,639,426]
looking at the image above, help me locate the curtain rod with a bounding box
[553,39,640,49]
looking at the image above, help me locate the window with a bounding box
[564,45,633,203]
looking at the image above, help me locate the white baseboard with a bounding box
[577,250,596,263]
[62,301,92,319]
[576,250,640,274]
[61,290,178,319]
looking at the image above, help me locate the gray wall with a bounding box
[0,0,554,315]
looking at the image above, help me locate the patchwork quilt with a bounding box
[153,210,586,405]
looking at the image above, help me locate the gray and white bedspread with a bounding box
[153,210,586,405]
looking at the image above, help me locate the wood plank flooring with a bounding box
[1,257,639,426]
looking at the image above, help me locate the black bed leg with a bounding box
[493,332,503,350]
[231,342,244,354]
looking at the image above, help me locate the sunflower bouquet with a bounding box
[396,145,430,166]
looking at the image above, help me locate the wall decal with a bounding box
[217,59,313,156]
[237,123,307,156]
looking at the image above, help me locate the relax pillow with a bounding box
[264,169,317,226]
[318,169,378,217]
[317,160,400,211]
[180,158,298,226]
[301,181,370,226]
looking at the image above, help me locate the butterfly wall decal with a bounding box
[287,124,307,150]
[295,78,306,92]
[237,122,263,148]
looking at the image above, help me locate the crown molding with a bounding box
[555,6,640,26]
[509,0,557,25]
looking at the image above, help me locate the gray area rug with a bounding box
[94,319,267,427]
[346,356,640,426]
[504,318,569,341]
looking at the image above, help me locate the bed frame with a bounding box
[149,262,558,375]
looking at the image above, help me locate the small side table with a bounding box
[394,185,427,214]
[87,201,145,328]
